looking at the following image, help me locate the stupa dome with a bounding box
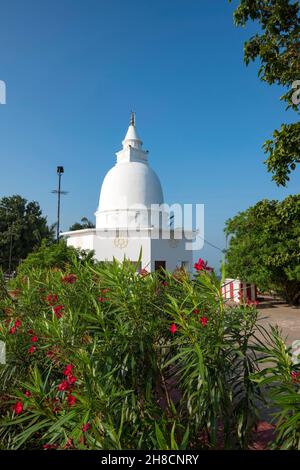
[96,113,164,228]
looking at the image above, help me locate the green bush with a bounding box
[16,240,95,275]
[0,258,290,450]
[251,326,300,450]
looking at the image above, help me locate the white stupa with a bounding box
[62,113,194,271]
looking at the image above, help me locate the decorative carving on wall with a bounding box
[114,237,128,249]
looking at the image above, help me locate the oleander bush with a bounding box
[251,326,300,450]
[0,253,299,450]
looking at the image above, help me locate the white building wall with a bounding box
[150,237,193,272]
[92,233,151,269]
[64,229,194,273]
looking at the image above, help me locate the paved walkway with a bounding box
[257,302,300,346]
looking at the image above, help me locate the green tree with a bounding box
[0,195,54,272]
[231,0,300,186]
[17,239,95,274]
[69,217,95,231]
[225,194,300,305]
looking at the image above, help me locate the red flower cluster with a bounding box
[82,422,91,433]
[291,371,300,383]
[57,364,77,408]
[28,345,36,354]
[64,364,74,376]
[67,394,76,407]
[13,401,23,415]
[193,308,200,315]
[43,443,58,450]
[46,294,58,306]
[169,323,177,335]
[53,305,64,319]
[61,274,77,284]
[58,380,69,391]
[28,330,38,354]
[200,316,208,327]
[46,293,65,318]
[8,318,22,335]
[194,258,213,273]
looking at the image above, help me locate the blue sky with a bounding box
[0,0,299,269]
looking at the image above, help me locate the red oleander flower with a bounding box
[31,335,38,343]
[25,390,31,397]
[53,305,64,318]
[9,326,16,334]
[58,380,69,391]
[13,401,23,415]
[193,308,200,314]
[82,422,91,433]
[98,297,109,303]
[28,329,34,335]
[67,394,76,407]
[28,345,36,354]
[47,294,58,306]
[194,258,206,271]
[200,316,208,327]
[67,375,77,385]
[170,323,177,335]
[63,364,74,376]
[14,319,21,328]
[194,258,213,273]
[61,274,77,284]
[43,444,58,450]
[291,371,300,382]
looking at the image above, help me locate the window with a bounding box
[155,261,166,271]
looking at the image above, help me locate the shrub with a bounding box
[16,240,95,275]
[0,259,267,449]
[251,326,300,449]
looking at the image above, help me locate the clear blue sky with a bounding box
[0,0,299,269]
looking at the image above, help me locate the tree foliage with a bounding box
[0,195,54,272]
[225,194,300,304]
[231,0,300,185]
[69,217,95,231]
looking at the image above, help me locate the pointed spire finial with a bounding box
[130,111,135,127]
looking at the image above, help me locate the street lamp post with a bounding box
[52,166,68,242]
[8,226,13,276]
[1,205,15,277]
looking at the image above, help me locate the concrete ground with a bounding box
[257,302,300,346]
